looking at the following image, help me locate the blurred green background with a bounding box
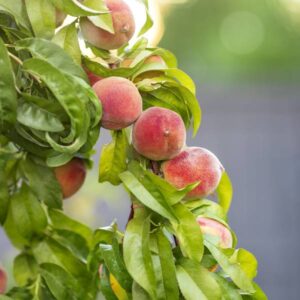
[161,0,300,83]
[1,0,300,299]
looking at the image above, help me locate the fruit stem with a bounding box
[150,160,160,175]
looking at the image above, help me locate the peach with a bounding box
[0,267,7,294]
[84,68,103,86]
[197,217,233,248]
[132,107,186,161]
[80,0,135,50]
[162,147,224,199]
[54,158,86,199]
[93,77,142,130]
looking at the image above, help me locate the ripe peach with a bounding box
[84,68,103,86]
[54,158,86,199]
[162,147,224,198]
[0,267,7,294]
[93,77,142,130]
[197,217,233,248]
[132,107,186,161]
[80,0,135,50]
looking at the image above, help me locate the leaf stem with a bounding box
[8,51,23,65]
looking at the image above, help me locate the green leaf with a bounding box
[0,0,30,30]
[16,38,87,81]
[141,169,198,206]
[123,211,157,299]
[0,37,17,133]
[187,199,227,221]
[52,229,90,260]
[176,258,222,300]
[0,156,10,224]
[165,69,196,94]
[50,0,108,16]
[93,222,119,246]
[25,0,56,39]
[8,184,47,240]
[99,265,118,300]
[84,0,114,34]
[204,241,255,293]
[217,171,233,214]
[13,253,38,286]
[22,157,62,209]
[100,239,132,292]
[151,230,179,300]
[33,236,88,278]
[137,0,153,37]
[132,281,151,300]
[213,275,242,300]
[40,263,79,300]
[119,165,178,222]
[52,22,81,65]
[49,209,93,247]
[17,102,65,132]
[242,282,268,300]
[22,58,90,154]
[171,203,204,263]
[167,82,201,136]
[99,130,128,186]
[83,56,146,79]
[229,249,258,281]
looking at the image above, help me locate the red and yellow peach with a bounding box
[132,107,186,161]
[54,158,86,199]
[162,147,224,199]
[93,77,142,130]
[80,0,135,50]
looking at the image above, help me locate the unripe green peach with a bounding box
[132,107,186,161]
[80,0,135,50]
[0,267,7,294]
[93,77,142,130]
[162,147,224,198]
[197,217,233,248]
[54,158,86,199]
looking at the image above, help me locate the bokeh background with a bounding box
[1,0,300,299]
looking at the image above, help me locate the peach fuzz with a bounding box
[54,158,86,199]
[80,0,135,50]
[93,77,143,130]
[132,107,186,161]
[197,217,233,248]
[162,147,224,199]
[0,267,7,294]
[93,77,142,130]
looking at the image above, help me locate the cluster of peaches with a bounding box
[53,0,233,265]
[0,0,235,294]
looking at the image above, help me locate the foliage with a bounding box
[0,0,267,299]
